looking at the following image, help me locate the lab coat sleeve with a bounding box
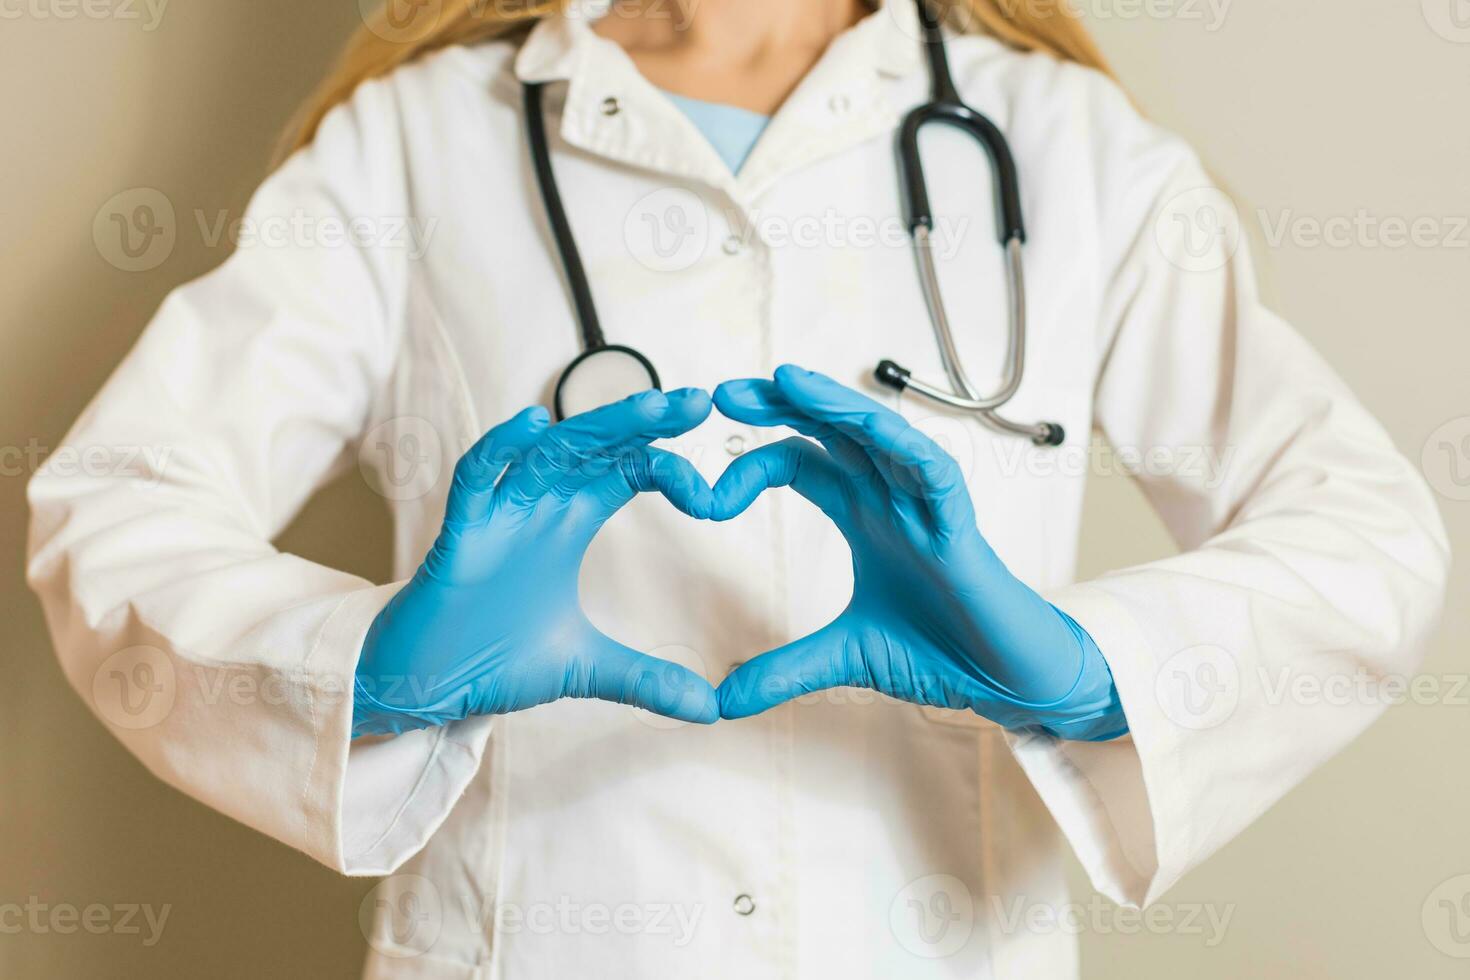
[1007,75,1451,906]
[25,78,490,876]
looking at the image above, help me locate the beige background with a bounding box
[3,0,1467,976]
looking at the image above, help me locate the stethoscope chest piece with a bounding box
[525,81,662,422]
[553,344,661,421]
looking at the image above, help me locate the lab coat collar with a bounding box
[511,0,927,203]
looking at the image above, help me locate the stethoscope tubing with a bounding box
[524,80,606,353]
[523,0,1065,445]
[881,0,1063,446]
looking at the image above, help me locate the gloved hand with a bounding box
[353,389,721,737]
[709,366,1126,741]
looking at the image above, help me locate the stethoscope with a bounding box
[523,0,1065,446]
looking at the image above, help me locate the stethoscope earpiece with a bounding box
[875,359,1064,447]
[874,359,912,391]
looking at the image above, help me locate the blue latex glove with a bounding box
[710,366,1127,741]
[353,389,720,736]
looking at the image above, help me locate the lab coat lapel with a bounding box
[512,0,927,206]
[736,0,924,200]
[514,10,737,193]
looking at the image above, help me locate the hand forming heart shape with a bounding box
[352,366,1125,742]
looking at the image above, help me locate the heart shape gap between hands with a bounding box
[352,366,1123,741]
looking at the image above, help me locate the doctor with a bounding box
[28,0,1448,976]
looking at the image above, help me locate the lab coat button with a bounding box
[725,434,747,456]
[733,894,755,916]
[721,234,744,256]
[828,93,851,115]
[600,97,621,116]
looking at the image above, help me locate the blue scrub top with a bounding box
[663,91,770,175]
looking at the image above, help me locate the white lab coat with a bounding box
[27,2,1449,977]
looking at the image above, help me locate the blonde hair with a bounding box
[279,0,1113,161]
